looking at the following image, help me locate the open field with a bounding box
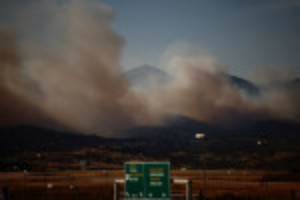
[1,170,300,200]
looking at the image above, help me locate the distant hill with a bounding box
[289,78,300,89]
[120,115,300,169]
[123,115,225,140]
[125,64,261,96]
[123,115,300,140]
[125,64,172,89]
[2,117,299,156]
[1,116,300,170]
[268,77,300,90]
[228,75,260,96]
[0,126,109,155]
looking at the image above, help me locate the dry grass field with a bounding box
[0,170,300,200]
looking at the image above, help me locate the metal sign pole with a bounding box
[114,179,124,200]
[173,179,192,200]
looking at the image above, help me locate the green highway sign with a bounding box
[125,162,145,198]
[144,163,170,199]
[125,162,170,200]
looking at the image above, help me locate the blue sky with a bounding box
[100,0,300,78]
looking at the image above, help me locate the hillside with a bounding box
[125,65,261,97]
[0,126,109,155]
[1,116,299,171]
[125,64,172,89]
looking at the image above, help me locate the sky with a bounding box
[1,0,299,79]
[100,0,300,79]
[0,0,299,135]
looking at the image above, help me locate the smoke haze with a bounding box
[141,43,271,126]
[0,1,151,136]
[0,1,299,136]
[146,43,299,125]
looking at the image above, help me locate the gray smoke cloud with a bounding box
[0,27,50,126]
[251,66,300,123]
[141,43,271,126]
[143,43,299,125]
[0,1,151,136]
[0,1,299,137]
[251,66,298,85]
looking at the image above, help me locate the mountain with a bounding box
[270,77,300,90]
[289,78,300,89]
[121,115,300,169]
[123,115,300,140]
[228,75,260,96]
[123,115,225,140]
[125,64,172,89]
[1,117,300,170]
[0,126,109,155]
[125,64,261,96]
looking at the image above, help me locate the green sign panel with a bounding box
[125,162,170,200]
[125,162,145,198]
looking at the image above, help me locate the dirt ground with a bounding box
[0,170,299,200]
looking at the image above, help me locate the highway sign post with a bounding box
[125,162,170,200]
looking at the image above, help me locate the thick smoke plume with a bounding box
[0,1,150,136]
[0,28,51,126]
[251,66,300,123]
[141,43,271,126]
[0,1,299,136]
[143,43,299,125]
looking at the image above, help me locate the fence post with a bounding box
[186,180,192,200]
[2,187,9,200]
[291,190,296,200]
[174,179,192,200]
[114,179,124,200]
[114,182,119,200]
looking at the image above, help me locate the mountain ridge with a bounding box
[125,64,261,96]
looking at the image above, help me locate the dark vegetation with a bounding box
[0,115,300,171]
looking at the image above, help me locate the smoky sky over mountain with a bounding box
[139,44,299,126]
[0,0,299,136]
[0,1,151,136]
